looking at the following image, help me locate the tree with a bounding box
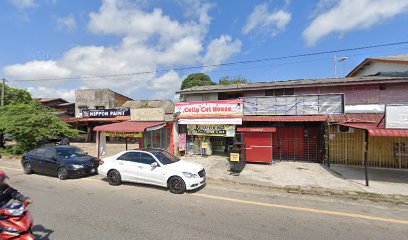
[181,73,216,90]
[0,82,32,105]
[219,75,249,85]
[0,83,32,148]
[0,103,79,154]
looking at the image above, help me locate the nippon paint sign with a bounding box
[385,105,408,129]
[175,100,243,118]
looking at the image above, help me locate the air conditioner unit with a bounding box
[337,125,354,133]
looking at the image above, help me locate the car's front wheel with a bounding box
[57,167,68,180]
[168,176,186,194]
[23,161,33,174]
[107,170,122,186]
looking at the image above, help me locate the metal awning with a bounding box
[93,121,166,133]
[337,123,408,137]
[237,127,276,133]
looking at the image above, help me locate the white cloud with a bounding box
[3,60,71,80]
[26,87,76,102]
[3,0,241,99]
[203,35,242,71]
[304,0,408,46]
[242,2,291,37]
[56,15,77,31]
[9,0,36,9]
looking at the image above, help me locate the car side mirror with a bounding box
[151,162,158,168]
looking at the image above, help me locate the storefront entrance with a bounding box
[183,125,235,156]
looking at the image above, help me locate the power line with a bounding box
[11,40,408,82]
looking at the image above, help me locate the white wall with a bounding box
[354,62,408,77]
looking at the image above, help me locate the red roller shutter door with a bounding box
[244,132,273,163]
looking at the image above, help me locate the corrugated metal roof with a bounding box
[122,100,175,114]
[338,123,408,137]
[328,114,383,123]
[177,76,408,94]
[243,115,327,122]
[372,54,408,62]
[93,121,165,133]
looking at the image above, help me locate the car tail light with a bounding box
[99,160,104,165]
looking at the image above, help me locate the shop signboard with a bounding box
[176,100,243,118]
[179,133,186,151]
[385,105,408,129]
[82,108,130,118]
[187,125,236,137]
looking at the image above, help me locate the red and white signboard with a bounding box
[176,100,243,118]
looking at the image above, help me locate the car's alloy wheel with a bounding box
[23,162,33,174]
[168,176,186,194]
[107,170,122,186]
[57,167,68,180]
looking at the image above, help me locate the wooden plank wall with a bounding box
[327,126,408,168]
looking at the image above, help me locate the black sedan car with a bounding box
[21,146,99,180]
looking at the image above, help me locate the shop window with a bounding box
[265,90,274,96]
[218,92,243,100]
[264,88,294,96]
[78,106,88,112]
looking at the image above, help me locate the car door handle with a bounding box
[119,162,124,165]
[138,166,143,169]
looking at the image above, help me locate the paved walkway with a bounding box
[181,155,408,196]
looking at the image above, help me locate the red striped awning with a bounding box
[338,123,408,137]
[243,115,327,122]
[93,121,166,133]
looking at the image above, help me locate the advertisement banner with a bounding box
[187,125,236,137]
[385,105,408,129]
[176,100,243,118]
[179,133,186,151]
[82,108,130,118]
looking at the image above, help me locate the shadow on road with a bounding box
[32,224,54,240]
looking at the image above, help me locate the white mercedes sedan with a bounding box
[98,149,206,194]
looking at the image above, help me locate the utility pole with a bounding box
[1,78,5,106]
[333,55,349,78]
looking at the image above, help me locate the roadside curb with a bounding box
[206,176,408,205]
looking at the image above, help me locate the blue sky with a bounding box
[1,0,408,101]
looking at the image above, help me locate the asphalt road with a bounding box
[1,159,407,240]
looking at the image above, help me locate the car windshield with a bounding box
[151,151,180,165]
[57,147,87,159]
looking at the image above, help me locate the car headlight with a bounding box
[71,164,84,170]
[183,172,199,178]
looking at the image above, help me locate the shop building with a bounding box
[175,100,243,156]
[93,101,176,157]
[176,75,408,166]
[65,89,133,142]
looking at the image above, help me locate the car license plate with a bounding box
[90,168,96,173]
